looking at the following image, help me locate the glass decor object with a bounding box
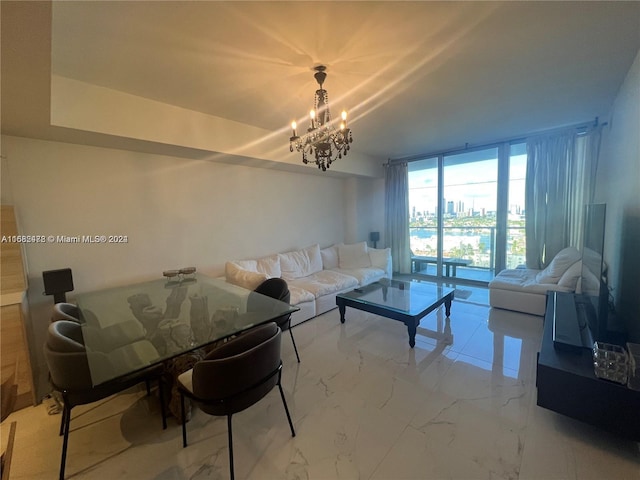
[593,341,628,385]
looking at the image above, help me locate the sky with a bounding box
[408,153,526,215]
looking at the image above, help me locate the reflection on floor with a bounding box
[4,289,640,479]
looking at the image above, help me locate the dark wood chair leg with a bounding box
[227,414,234,480]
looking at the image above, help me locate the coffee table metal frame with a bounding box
[336,279,454,348]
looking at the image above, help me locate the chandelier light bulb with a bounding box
[291,121,297,137]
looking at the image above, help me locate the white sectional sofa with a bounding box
[225,242,392,326]
[488,247,583,316]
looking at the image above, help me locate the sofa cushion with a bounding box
[580,268,601,295]
[290,270,358,298]
[558,260,582,289]
[535,247,581,284]
[234,254,281,278]
[232,258,258,272]
[338,241,371,269]
[257,254,282,277]
[320,245,339,269]
[489,268,573,295]
[331,267,385,286]
[289,285,315,306]
[225,262,268,290]
[279,244,323,280]
[369,247,392,275]
[489,287,547,316]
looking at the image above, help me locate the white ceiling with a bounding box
[2,1,640,164]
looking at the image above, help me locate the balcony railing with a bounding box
[409,225,526,279]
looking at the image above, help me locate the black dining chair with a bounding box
[51,303,82,323]
[50,302,154,394]
[43,320,166,480]
[249,278,300,362]
[177,322,296,480]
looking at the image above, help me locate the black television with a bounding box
[578,203,610,342]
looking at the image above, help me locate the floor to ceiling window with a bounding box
[408,156,439,261]
[507,143,526,269]
[408,141,526,284]
[442,148,498,281]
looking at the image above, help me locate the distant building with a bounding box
[447,201,454,215]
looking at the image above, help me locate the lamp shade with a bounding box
[369,232,380,242]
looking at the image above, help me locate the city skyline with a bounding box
[408,153,527,217]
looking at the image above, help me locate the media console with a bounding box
[536,291,640,441]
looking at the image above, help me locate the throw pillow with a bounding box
[225,262,268,290]
[580,268,601,295]
[233,259,258,272]
[256,254,281,278]
[321,245,339,269]
[338,241,371,269]
[369,247,391,272]
[558,260,582,290]
[535,246,582,284]
[305,244,323,274]
[279,244,322,280]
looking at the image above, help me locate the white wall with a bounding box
[597,48,640,341]
[344,176,386,248]
[2,135,384,292]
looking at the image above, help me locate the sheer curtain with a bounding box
[525,126,603,269]
[570,126,603,248]
[385,162,411,274]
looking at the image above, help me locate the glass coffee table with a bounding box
[336,278,454,348]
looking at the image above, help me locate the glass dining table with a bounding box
[74,273,298,386]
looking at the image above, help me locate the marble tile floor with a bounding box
[3,291,639,479]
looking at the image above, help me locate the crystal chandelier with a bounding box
[289,65,353,171]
